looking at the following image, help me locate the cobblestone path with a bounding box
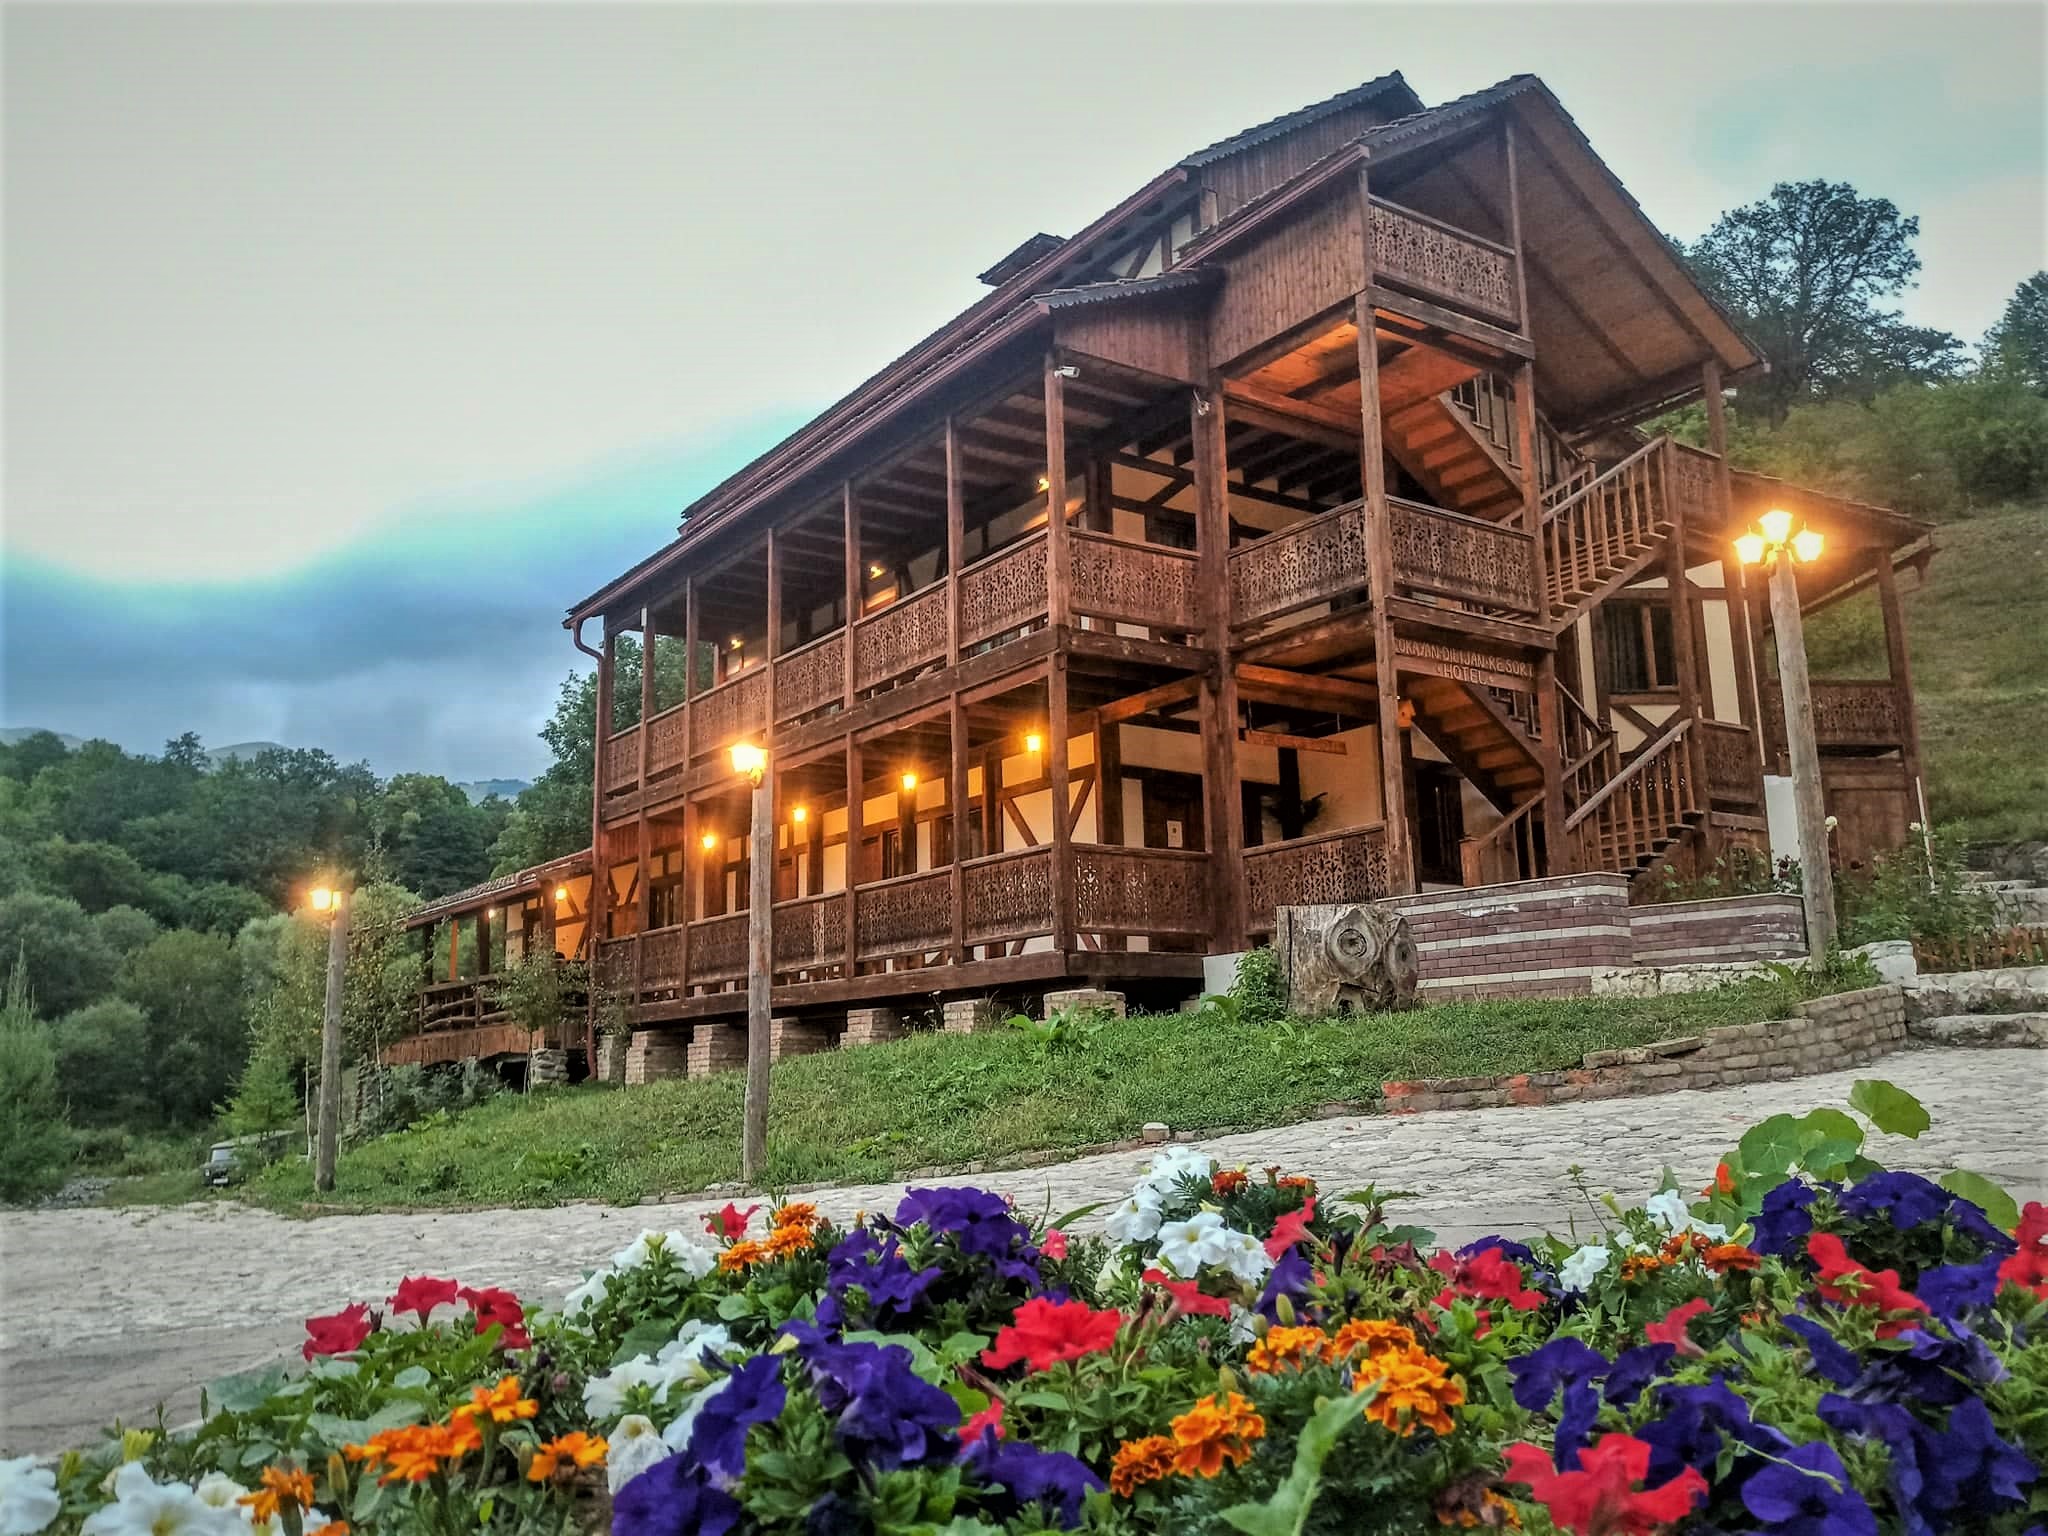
[3,1047,2041,1451]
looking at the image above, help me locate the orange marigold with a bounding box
[1436,1490,1522,1529]
[454,1375,538,1425]
[1329,1318,1419,1360]
[1703,1243,1762,1275]
[718,1239,770,1272]
[1109,1435,1177,1497]
[1211,1169,1249,1196]
[1245,1324,1332,1374]
[772,1201,820,1232]
[1277,1175,1315,1192]
[346,1422,478,1485]
[1355,1344,1465,1437]
[308,1525,351,1536]
[528,1431,608,1482]
[766,1224,816,1260]
[1619,1252,1668,1281]
[1169,1392,1265,1477]
[239,1465,315,1522]
[1660,1231,1711,1262]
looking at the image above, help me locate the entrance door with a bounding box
[1141,771,1206,853]
[1414,763,1465,885]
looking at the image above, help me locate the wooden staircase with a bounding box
[1382,390,1523,521]
[1538,438,1675,626]
[1563,718,1701,876]
[1405,673,1545,811]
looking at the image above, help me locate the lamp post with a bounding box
[730,742,772,1182]
[1736,511,1837,958]
[307,880,351,1193]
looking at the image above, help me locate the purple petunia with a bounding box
[894,1185,1042,1284]
[1916,1254,2005,1320]
[1839,1171,1951,1233]
[816,1229,942,1329]
[1782,1313,1861,1386]
[1821,1391,2036,1534]
[1741,1440,1879,1536]
[1603,1343,1676,1406]
[1256,1247,1312,1321]
[804,1336,962,1470]
[1753,1180,1822,1257]
[960,1430,1104,1528]
[611,1453,740,1536]
[686,1354,787,1479]
[1459,1234,1538,1267]
[1508,1336,1608,1412]
[1641,1377,1792,1487]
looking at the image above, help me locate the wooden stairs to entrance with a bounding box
[1405,673,1544,812]
[1382,391,1523,521]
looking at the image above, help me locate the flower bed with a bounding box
[19,1081,2048,1535]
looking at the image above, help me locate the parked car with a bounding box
[201,1132,295,1186]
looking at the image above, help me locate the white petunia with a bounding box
[653,1322,734,1396]
[1154,1211,1232,1278]
[606,1416,669,1496]
[1213,1226,1274,1286]
[562,1268,613,1317]
[1644,1190,1728,1243]
[581,1354,674,1421]
[189,1473,245,1513]
[660,1374,732,1454]
[0,1456,61,1536]
[81,1464,240,1536]
[1104,1188,1165,1245]
[244,1507,334,1536]
[1558,1243,1613,1293]
[1135,1147,1216,1200]
[612,1229,716,1276]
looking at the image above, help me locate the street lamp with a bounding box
[729,742,773,1182]
[1737,510,1837,957]
[305,879,352,1193]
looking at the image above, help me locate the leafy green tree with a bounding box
[183,880,274,938]
[376,774,501,897]
[0,956,71,1201]
[0,891,118,1018]
[51,998,153,1124]
[92,904,161,960]
[119,930,247,1123]
[0,730,73,785]
[1686,180,1963,421]
[31,837,156,913]
[1983,271,2048,396]
[219,1047,303,1143]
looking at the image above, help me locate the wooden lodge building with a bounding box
[396,73,1933,1069]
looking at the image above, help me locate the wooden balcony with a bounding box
[1762,680,1909,757]
[1243,823,1391,936]
[384,975,585,1067]
[1368,197,1520,329]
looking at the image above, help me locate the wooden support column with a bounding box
[682,578,698,762]
[1192,386,1246,949]
[447,921,459,983]
[677,797,693,988]
[843,484,861,705]
[896,776,917,877]
[945,418,963,668]
[1663,440,1709,798]
[1872,548,1924,806]
[843,736,862,972]
[950,691,969,963]
[473,910,491,980]
[1048,657,1074,956]
[590,633,614,948]
[1353,268,1414,890]
[982,742,1004,858]
[1044,358,1071,629]
[635,606,654,1000]
[1097,719,1125,846]
[1702,360,1764,763]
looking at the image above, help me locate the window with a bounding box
[1602,600,1677,692]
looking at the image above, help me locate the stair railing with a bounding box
[1447,374,1518,463]
[1539,436,1670,622]
[1461,795,1545,887]
[1556,682,1619,812]
[1563,717,1696,875]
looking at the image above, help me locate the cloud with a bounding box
[0,416,802,780]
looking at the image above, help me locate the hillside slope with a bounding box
[1805,502,2048,845]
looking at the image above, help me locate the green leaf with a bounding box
[1051,1201,1107,1230]
[207,1364,288,1415]
[1940,1169,2021,1233]
[1848,1080,1931,1139]
[307,1414,369,1448]
[390,1366,432,1390]
[363,1400,426,1435]
[1220,1390,1361,1536]
[613,1318,681,1365]
[1798,1108,1865,1151]
[1738,1114,1805,1179]
[1012,1390,1076,1412]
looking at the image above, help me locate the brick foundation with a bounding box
[527,1047,570,1086]
[941,999,999,1034]
[1627,893,1806,966]
[1380,984,1908,1114]
[840,1007,906,1048]
[769,1015,831,1060]
[686,1022,747,1078]
[1043,988,1127,1020]
[625,1030,690,1085]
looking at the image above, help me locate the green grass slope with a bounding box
[1804,503,2048,845]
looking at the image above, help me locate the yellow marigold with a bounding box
[1109,1435,1177,1497]
[1619,1252,1668,1282]
[239,1466,315,1522]
[454,1375,538,1425]
[346,1423,477,1485]
[1329,1318,1418,1360]
[1245,1325,1333,1375]
[718,1239,770,1272]
[1169,1392,1265,1478]
[766,1224,816,1259]
[528,1431,608,1482]
[772,1201,820,1232]
[1354,1344,1464,1437]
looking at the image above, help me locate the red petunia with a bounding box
[1431,1245,1544,1311]
[981,1297,1123,1373]
[1503,1433,1707,1536]
[1644,1298,1710,1357]
[1263,1197,1317,1259]
[459,1285,531,1350]
[1143,1267,1234,1319]
[704,1202,760,1240]
[1039,1229,1069,1261]
[388,1275,463,1324]
[962,1399,1005,1442]
[303,1302,374,1360]
[1998,1202,2048,1300]
[1806,1233,1929,1337]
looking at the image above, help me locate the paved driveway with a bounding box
[2,1047,2041,1452]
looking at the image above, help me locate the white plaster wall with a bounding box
[1765,775,1799,866]
[1294,724,1384,828]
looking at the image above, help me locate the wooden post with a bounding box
[1044,358,1071,630]
[1872,547,1924,814]
[1767,556,1839,956]
[637,606,655,1004]
[804,797,824,897]
[843,484,860,705]
[677,797,694,990]
[1192,386,1246,949]
[945,418,963,667]
[742,761,772,1182]
[589,632,613,962]
[983,742,1004,858]
[1663,440,1709,800]
[950,692,969,963]
[896,774,917,877]
[843,736,862,972]
[1701,359,1764,768]
[1097,717,1125,846]
[1048,658,1074,956]
[313,887,349,1193]
[1353,279,1414,893]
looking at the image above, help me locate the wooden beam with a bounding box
[1219,379,1363,446]
[1243,729,1347,755]
[1194,385,1246,950]
[1045,357,1071,629]
[1236,663,1378,713]
[1097,675,1202,725]
[1366,287,1534,359]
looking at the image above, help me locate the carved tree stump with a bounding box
[1274,902,1420,1015]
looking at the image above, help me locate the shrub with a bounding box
[1837,825,1998,946]
[1229,945,1288,1026]
[220,1046,304,1145]
[92,902,161,959]
[119,928,248,1124]
[0,957,72,1202]
[52,998,154,1124]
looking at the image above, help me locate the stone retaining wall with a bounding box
[1381,984,1908,1114]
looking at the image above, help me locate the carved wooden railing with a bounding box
[774,631,845,725]
[1762,680,1906,756]
[639,924,687,991]
[1448,373,1516,461]
[1540,438,1670,623]
[852,867,953,963]
[962,847,1055,949]
[1243,823,1391,935]
[1700,720,1762,807]
[1389,496,1538,615]
[1073,847,1211,940]
[960,532,1049,649]
[1228,500,1370,631]
[1558,684,1619,813]
[602,727,639,794]
[646,703,688,779]
[1665,441,1720,529]
[1369,197,1519,326]
[594,935,634,997]
[1461,797,1543,887]
[1070,532,1201,633]
[853,585,948,694]
[690,668,768,762]
[773,891,845,975]
[1564,718,1696,874]
[686,912,749,987]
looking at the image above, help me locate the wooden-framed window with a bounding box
[1602,599,1677,693]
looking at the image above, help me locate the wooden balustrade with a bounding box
[960,533,1050,649]
[646,703,688,779]
[1070,532,1200,633]
[852,867,953,963]
[1388,496,1538,615]
[1558,684,1619,813]
[962,847,1055,948]
[1564,719,1696,874]
[773,891,845,974]
[774,631,845,725]
[601,727,639,794]
[689,668,768,762]
[1368,197,1519,325]
[1448,374,1517,460]
[1700,720,1762,806]
[1228,500,1371,631]
[687,912,749,986]
[641,924,686,990]
[1073,847,1211,939]
[1762,680,1906,755]
[854,584,949,693]
[1243,823,1391,935]
[1461,797,1543,887]
[1540,438,1670,619]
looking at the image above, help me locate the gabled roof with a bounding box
[1030,270,1219,310]
[1179,72,1421,167]
[978,232,1065,287]
[404,849,591,930]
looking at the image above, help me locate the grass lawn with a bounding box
[1804,502,2048,846]
[244,980,1818,1213]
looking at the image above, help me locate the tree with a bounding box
[376,774,500,898]
[0,730,73,785]
[119,929,247,1123]
[92,904,161,960]
[51,998,153,1124]
[0,891,118,1018]
[32,837,156,913]
[1983,271,2048,395]
[0,957,71,1201]
[1686,180,1963,421]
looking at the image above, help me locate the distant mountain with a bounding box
[2,727,529,799]
[205,740,289,767]
[0,727,84,748]
[456,778,530,803]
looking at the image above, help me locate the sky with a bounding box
[4,1,2043,781]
